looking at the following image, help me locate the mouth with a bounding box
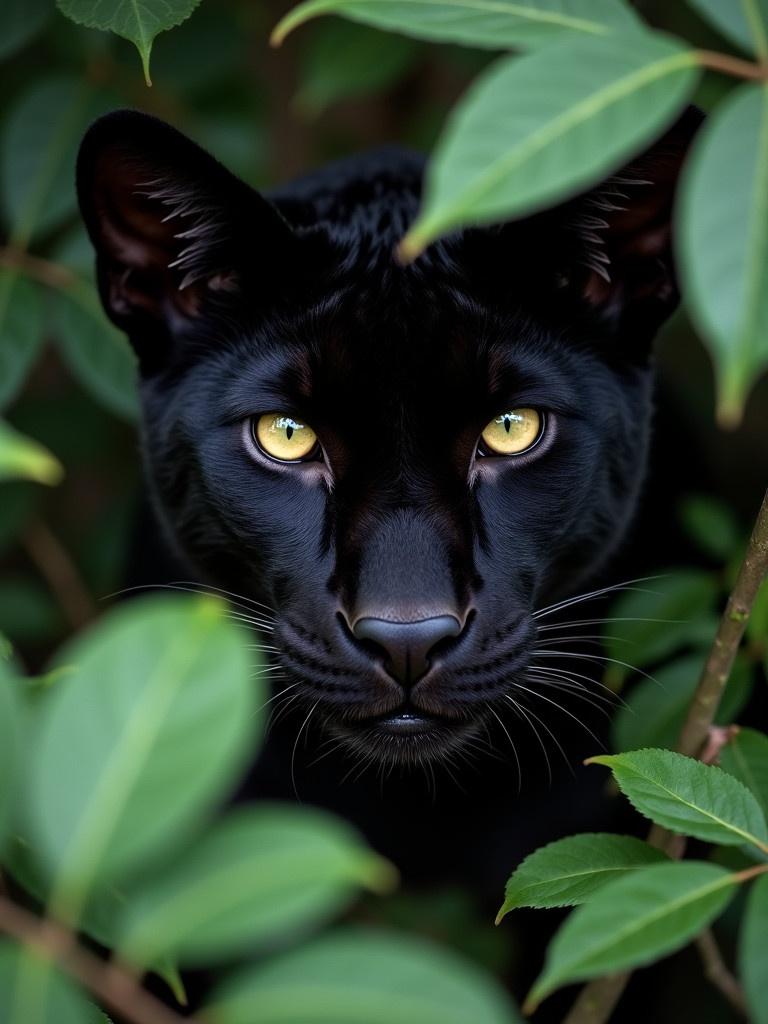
[327,706,482,766]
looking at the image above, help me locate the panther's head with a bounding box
[78,109,700,765]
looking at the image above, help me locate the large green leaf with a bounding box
[0,0,52,60]
[589,749,768,853]
[272,0,640,50]
[57,0,204,85]
[117,806,395,967]
[0,271,46,411]
[0,660,23,849]
[721,729,768,820]
[740,873,768,1024]
[53,290,139,422]
[678,83,768,425]
[0,421,63,486]
[603,570,719,682]
[525,861,737,1011]
[0,77,93,246]
[687,0,768,59]
[611,653,753,753]
[497,833,666,919]
[398,30,698,259]
[27,595,261,923]
[208,928,522,1024]
[0,942,104,1024]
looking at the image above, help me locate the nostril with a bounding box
[352,615,463,686]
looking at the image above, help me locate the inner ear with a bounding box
[77,110,296,333]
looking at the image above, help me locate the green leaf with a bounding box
[0,77,93,247]
[678,83,768,426]
[686,0,768,59]
[611,653,753,753]
[272,0,640,50]
[27,594,261,923]
[53,290,139,422]
[740,872,768,1024]
[720,729,768,820]
[603,571,719,681]
[0,942,104,1024]
[154,958,188,1007]
[0,271,46,411]
[525,861,737,1012]
[118,806,395,966]
[0,421,63,486]
[497,833,666,919]
[588,749,768,854]
[0,0,52,60]
[295,20,417,116]
[678,495,743,562]
[398,31,698,259]
[208,927,522,1024]
[57,0,204,85]
[0,661,23,849]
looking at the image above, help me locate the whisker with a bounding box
[504,695,553,786]
[291,699,321,799]
[485,702,522,792]
[533,575,667,621]
[514,681,605,749]
[534,649,660,686]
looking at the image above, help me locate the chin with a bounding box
[327,710,485,767]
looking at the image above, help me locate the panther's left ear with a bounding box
[77,109,298,341]
[562,106,704,338]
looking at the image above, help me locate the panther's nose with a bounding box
[353,615,463,686]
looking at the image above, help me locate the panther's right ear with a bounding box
[77,110,298,345]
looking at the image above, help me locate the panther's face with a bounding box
[78,110,699,765]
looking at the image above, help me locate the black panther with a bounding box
[76,109,701,894]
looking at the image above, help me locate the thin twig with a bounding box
[695,928,749,1018]
[562,489,768,1024]
[0,894,192,1024]
[0,247,77,291]
[22,519,98,631]
[695,50,768,81]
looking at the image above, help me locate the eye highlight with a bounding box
[253,413,319,462]
[479,408,543,456]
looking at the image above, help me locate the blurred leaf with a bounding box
[0,77,92,246]
[721,729,768,819]
[686,0,768,58]
[0,578,63,645]
[740,873,768,1024]
[678,494,743,561]
[154,958,188,1007]
[150,6,245,94]
[612,653,753,753]
[0,942,104,1024]
[0,660,23,848]
[524,862,737,1012]
[208,927,522,1024]
[603,571,719,680]
[589,749,768,852]
[27,595,261,923]
[272,0,640,50]
[678,83,768,426]
[296,20,417,116]
[0,271,46,411]
[118,806,395,967]
[0,421,63,485]
[53,290,139,422]
[399,32,698,259]
[0,0,52,60]
[497,833,666,919]
[57,0,204,85]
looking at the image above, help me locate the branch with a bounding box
[0,247,77,291]
[0,894,192,1024]
[695,928,748,1018]
[22,519,98,631]
[696,50,768,81]
[562,488,768,1024]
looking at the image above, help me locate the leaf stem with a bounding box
[0,893,192,1024]
[694,928,748,1018]
[695,50,768,81]
[21,519,97,631]
[561,488,768,1024]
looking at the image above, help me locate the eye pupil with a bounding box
[503,416,511,433]
[286,424,294,440]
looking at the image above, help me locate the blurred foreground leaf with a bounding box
[209,928,522,1024]
[740,873,768,1024]
[686,0,768,58]
[0,271,45,412]
[399,31,698,258]
[27,595,261,922]
[0,661,22,848]
[0,0,52,60]
[678,83,768,425]
[0,421,63,485]
[0,942,105,1024]
[57,0,203,84]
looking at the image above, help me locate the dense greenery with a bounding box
[0,1,767,1022]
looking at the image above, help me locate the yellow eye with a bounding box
[480,408,542,456]
[254,413,318,462]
